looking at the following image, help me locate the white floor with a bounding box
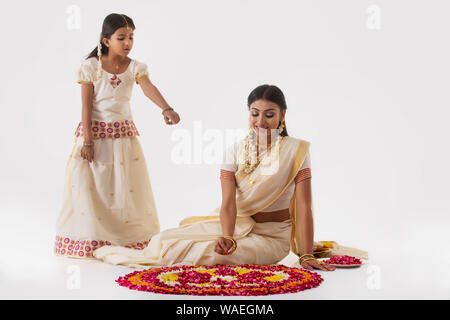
[1,224,449,300]
[1,190,449,300]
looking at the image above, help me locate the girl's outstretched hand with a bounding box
[164,109,180,125]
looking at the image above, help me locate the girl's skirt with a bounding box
[54,120,160,259]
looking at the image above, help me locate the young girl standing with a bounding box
[54,13,180,259]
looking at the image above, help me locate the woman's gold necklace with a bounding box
[246,140,260,185]
[245,128,282,186]
[247,137,276,185]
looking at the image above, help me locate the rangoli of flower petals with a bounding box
[116,264,323,296]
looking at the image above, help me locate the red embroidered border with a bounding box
[219,168,312,184]
[220,169,236,181]
[294,168,311,184]
[54,235,149,259]
[75,120,140,139]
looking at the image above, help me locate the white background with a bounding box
[1,0,449,299]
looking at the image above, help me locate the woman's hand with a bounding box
[81,145,94,162]
[163,110,180,125]
[301,258,336,271]
[214,237,236,255]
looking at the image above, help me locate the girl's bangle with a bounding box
[162,107,174,115]
[83,142,94,147]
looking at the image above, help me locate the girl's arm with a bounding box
[137,75,171,111]
[137,75,180,124]
[80,83,94,161]
[137,76,180,124]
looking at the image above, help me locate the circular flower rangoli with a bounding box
[117,264,323,296]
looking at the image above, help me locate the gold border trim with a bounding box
[77,80,93,84]
[135,73,149,84]
[289,141,312,256]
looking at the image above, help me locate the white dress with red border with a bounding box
[54,57,160,259]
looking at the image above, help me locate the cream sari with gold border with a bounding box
[94,136,368,267]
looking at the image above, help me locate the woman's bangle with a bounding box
[223,236,237,254]
[299,253,316,265]
[162,107,174,115]
[299,255,315,262]
[299,256,311,264]
[83,142,94,147]
[299,253,314,261]
[300,257,317,265]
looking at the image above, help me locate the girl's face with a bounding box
[103,27,134,56]
[249,99,286,138]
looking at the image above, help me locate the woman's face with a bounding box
[249,99,286,139]
[103,27,134,56]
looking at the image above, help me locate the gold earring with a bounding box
[279,121,285,134]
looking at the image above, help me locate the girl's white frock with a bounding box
[54,57,160,259]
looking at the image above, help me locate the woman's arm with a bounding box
[219,177,237,237]
[80,83,94,162]
[295,177,336,271]
[137,76,180,124]
[214,173,237,255]
[295,178,314,254]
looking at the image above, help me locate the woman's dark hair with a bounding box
[247,84,288,137]
[86,13,135,59]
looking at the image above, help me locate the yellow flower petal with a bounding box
[264,274,286,282]
[161,273,179,282]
